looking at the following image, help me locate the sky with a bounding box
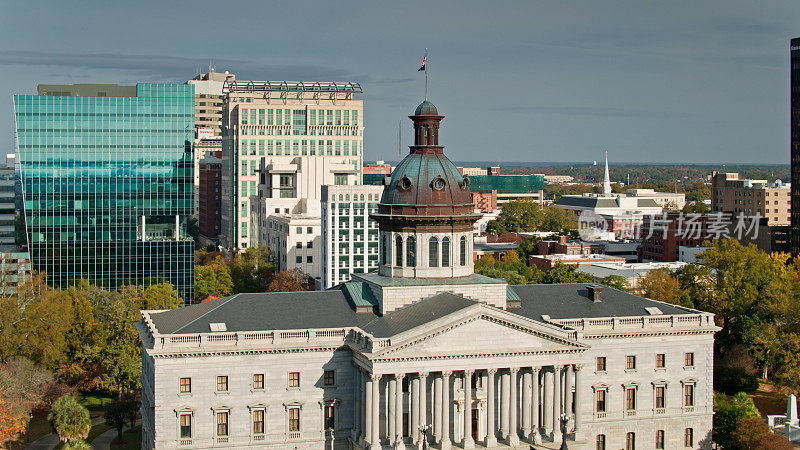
[1,0,798,164]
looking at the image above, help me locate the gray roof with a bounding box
[508,284,692,320]
[148,282,697,336]
[557,196,619,208]
[352,272,505,287]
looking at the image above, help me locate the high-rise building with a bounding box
[791,38,800,256]
[321,184,383,289]
[13,83,194,301]
[711,172,790,226]
[198,152,222,242]
[187,71,235,218]
[220,81,364,252]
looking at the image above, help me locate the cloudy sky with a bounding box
[1,0,798,164]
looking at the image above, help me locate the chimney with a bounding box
[558,235,568,245]
[587,284,604,303]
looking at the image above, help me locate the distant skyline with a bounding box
[1,0,799,164]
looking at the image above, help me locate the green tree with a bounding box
[229,246,275,293]
[90,287,141,398]
[538,206,577,232]
[104,401,128,441]
[195,258,233,301]
[599,275,628,291]
[48,395,90,443]
[186,216,199,242]
[713,392,760,449]
[63,439,91,450]
[540,263,594,284]
[486,199,542,234]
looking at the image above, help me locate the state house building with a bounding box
[137,100,717,449]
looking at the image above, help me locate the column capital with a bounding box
[553,364,564,371]
[394,372,405,379]
[419,371,429,378]
[531,366,541,374]
[510,367,520,374]
[463,369,474,375]
[370,373,381,381]
[441,370,452,377]
[573,363,584,372]
[487,368,498,375]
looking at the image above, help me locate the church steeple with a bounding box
[602,150,612,196]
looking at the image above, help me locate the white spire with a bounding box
[602,150,612,196]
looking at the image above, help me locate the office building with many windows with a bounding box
[321,185,383,289]
[220,81,364,252]
[13,83,194,301]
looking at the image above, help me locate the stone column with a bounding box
[354,367,361,441]
[395,373,405,448]
[411,376,419,444]
[389,377,397,442]
[530,367,541,444]
[565,364,574,421]
[543,368,553,437]
[485,369,497,447]
[499,370,510,438]
[552,365,563,442]
[573,364,584,438]
[365,374,374,446]
[441,371,452,450]
[508,368,520,446]
[463,370,475,449]
[521,369,532,438]
[371,374,381,449]
[434,375,443,443]
[419,372,428,447]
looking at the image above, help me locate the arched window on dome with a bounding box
[429,237,439,267]
[441,237,450,267]
[460,236,467,266]
[381,235,388,265]
[406,236,416,267]
[395,235,403,266]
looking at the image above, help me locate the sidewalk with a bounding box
[25,416,106,450]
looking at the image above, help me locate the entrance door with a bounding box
[471,408,479,440]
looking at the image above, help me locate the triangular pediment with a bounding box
[372,303,586,358]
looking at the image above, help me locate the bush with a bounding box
[48,395,90,442]
[715,367,759,395]
[731,417,791,450]
[63,439,91,450]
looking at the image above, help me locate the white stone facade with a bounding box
[263,214,322,279]
[138,297,717,450]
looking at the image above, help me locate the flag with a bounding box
[418,55,426,72]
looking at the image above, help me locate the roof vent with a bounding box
[209,322,227,332]
[645,307,664,315]
[586,284,604,303]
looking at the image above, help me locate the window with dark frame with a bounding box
[289,372,300,388]
[626,432,636,450]
[216,376,228,392]
[684,428,694,447]
[656,430,665,449]
[596,357,606,371]
[685,352,695,367]
[655,386,666,409]
[656,353,666,368]
[625,387,636,410]
[596,434,606,450]
[626,355,636,370]
[596,389,607,412]
[253,374,264,390]
[180,377,191,394]
[180,414,192,438]
[289,408,300,431]
[253,409,264,434]
[324,405,335,429]
[684,384,695,406]
[323,370,335,386]
[216,411,229,436]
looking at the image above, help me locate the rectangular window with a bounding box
[268,109,274,125]
[296,256,302,264]
[253,409,265,434]
[216,376,228,392]
[626,355,636,370]
[324,370,335,386]
[241,109,249,124]
[276,109,282,126]
[296,241,303,248]
[289,372,300,388]
[684,384,695,406]
[335,140,341,155]
[327,140,333,155]
[334,173,348,185]
[596,357,606,372]
[180,377,191,393]
[343,110,350,125]
[180,414,192,438]
[656,430,665,449]
[258,140,264,155]
[258,109,265,125]
[655,386,665,408]
[310,109,316,126]
[595,389,607,412]
[310,140,316,155]
[685,352,695,367]
[289,408,300,432]
[307,226,313,233]
[596,434,606,450]
[626,432,635,450]
[306,255,312,263]
[625,387,636,410]
[352,110,358,126]
[216,411,229,436]
[253,373,264,390]
[656,353,666,368]
[324,405,334,429]
[684,428,693,447]
[326,110,333,125]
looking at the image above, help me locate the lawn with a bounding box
[80,392,114,410]
[110,425,142,450]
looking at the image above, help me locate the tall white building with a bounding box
[220,81,364,251]
[138,100,717,450]
[321,185,383,289]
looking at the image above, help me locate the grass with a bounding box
[80,392,114,410]
[750,382,787,417]
[87,423,114,443]
[110,425,142,450]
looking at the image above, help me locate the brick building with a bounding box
[199,152,222,241]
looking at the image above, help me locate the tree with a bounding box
[89,287,141,398]
[486,199,542,234]
[682,202,709,214]
[48,395,90,443]
[195,258,233,302]
[713,392,760,449]
[0,393,26,446]
[229,246,275,293]
[730,417,791,450]
[267,269,306,292]
[186,216,199,242]
[636,268,685,306]
[599,275,628,291]
[63,439,92,450]
[104,401,128,441]
[0,357,61,443]
[138,282,181,310]
[540,263,594,284]
[538,206,577,232]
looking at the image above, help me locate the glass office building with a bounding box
[13,83,194,301]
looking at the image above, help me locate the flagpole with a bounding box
[424,48,428,100]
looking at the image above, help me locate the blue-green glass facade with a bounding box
[13,84,194,301]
